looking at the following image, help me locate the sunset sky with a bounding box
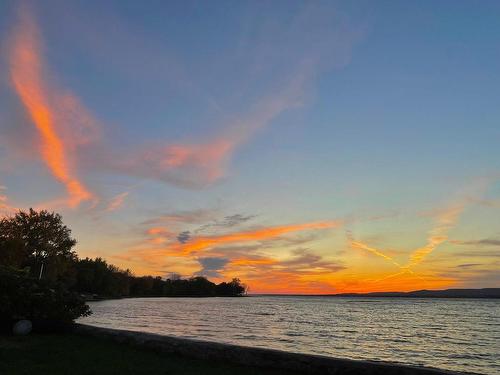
[1,0,499,293]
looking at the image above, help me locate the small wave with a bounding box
[285,332,304,337]
[251,312,275,316]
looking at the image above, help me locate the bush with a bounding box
[0,266,91,332]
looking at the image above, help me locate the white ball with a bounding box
[13,320,33,335]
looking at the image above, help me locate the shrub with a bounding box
[0,266,91,332]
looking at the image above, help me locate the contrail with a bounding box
[346,231,425,282]
[346,232,402,268]
[347,179,496,284]
[407,205,463,267]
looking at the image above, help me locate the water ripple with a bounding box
[79,297,500,375]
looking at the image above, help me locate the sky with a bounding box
[0,0,499,294]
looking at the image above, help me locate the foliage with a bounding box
[0,266,90,331]
[74,257,132,297]
[0,209,88,331]
[0,208,247,331]
[216,278,247,296]
[0,209,77,284]
[75,257,247,297]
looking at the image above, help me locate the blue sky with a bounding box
[0,0,499,293]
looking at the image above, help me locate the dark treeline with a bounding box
[0,209,247,299]
[74,257,246,298]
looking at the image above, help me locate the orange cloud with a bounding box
[105,192,129,212]
[147,227,171,235]
[5,4,327,193]
[222,249,346,294]
[159,140,234,184]
[230,258,278,266]
[0,185,18,215]
[110,71,310,189]
[111,220,340,278]
[9,6,94,207]
[173,221,340,255]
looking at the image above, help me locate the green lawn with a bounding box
[0,334,295,375]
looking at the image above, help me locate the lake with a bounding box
[79,296,500,374]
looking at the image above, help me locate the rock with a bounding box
[13,320,32,335]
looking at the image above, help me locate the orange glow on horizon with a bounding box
[233,269,456,294]
[108,217,460,294]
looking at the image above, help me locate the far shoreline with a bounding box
[251,287,500,299]
[84,288,500,301]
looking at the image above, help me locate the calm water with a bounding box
[79,296,500,374]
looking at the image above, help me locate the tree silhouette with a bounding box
[1,209,248,298]
[0,209,77,283]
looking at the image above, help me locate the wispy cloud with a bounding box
[409,204,463,266]
[142,209,218,226]
[8,5,95,207]
[172,221,341,255]
[113,219,342,276]
[454,251,500,258]
[439,261,500,288]
[86,4,357,188]
[346,230,402,268]
[346,230,426,286]
[344,180,497,290]
[455,263,482,269]
[146,227,172,236]
[104,77,308,188]
[5,3,359,197]
[0,185,17,215]
[408,178,496,266]
[450,238,500,247]
[104,191,129,212]
[195,214,257,233]
[345,204,464,284]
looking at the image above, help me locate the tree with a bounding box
[216,278,247,296]
[73,257,132,297]
[0,209,77,283]
[1,209,249,300]
[0,265,90,332]
[0,238,26,269]
[0,209,90,331]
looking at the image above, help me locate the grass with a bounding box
[0,333,296,375]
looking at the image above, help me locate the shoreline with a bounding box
[73,323,477,375]
[82,288,500,301]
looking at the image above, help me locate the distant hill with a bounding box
[255,288,500,298]
[332,288,500,298]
